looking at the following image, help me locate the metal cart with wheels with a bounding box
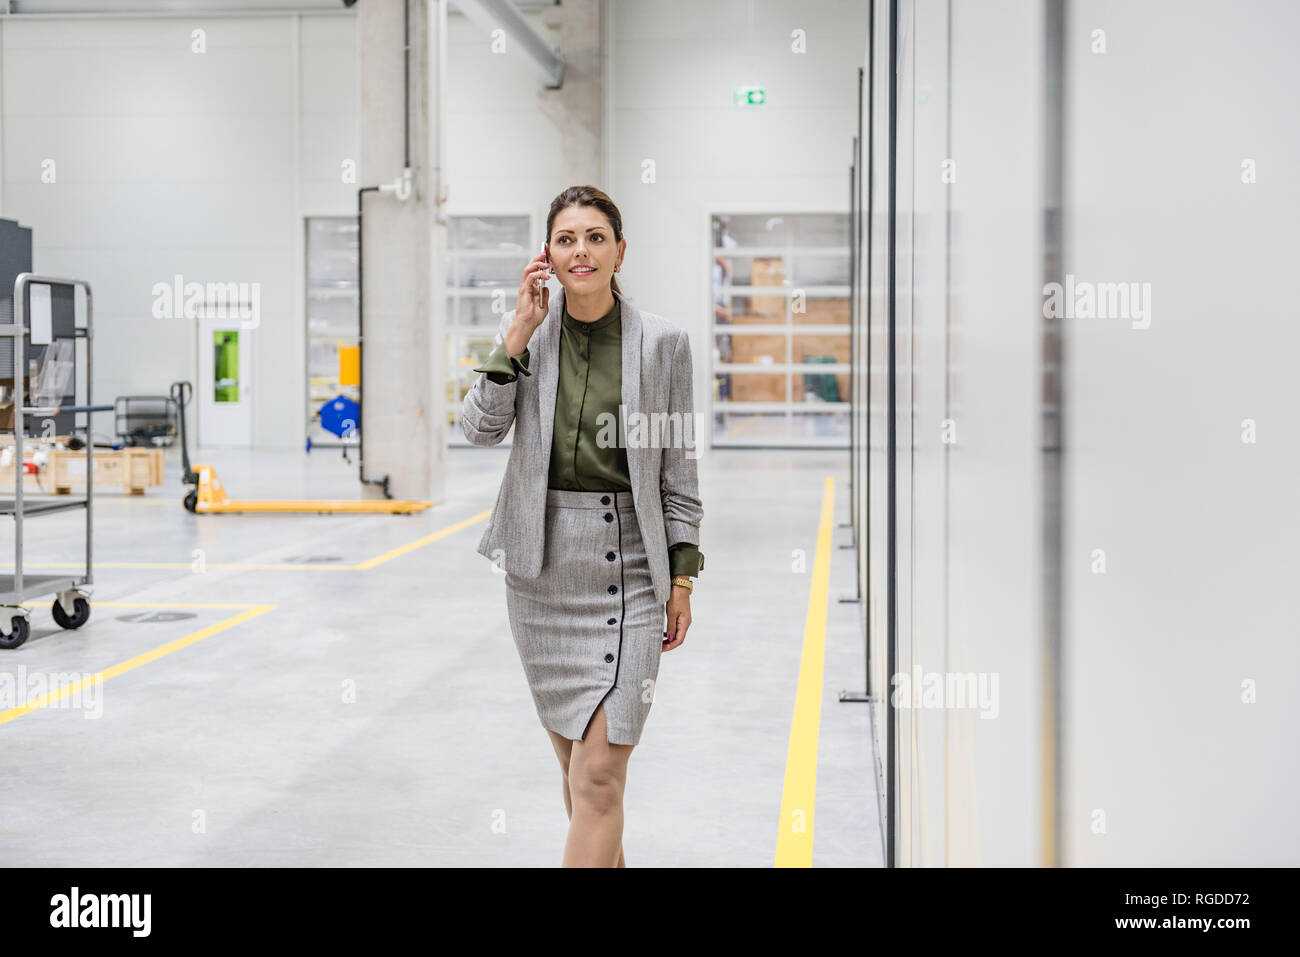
[0,274,110,649]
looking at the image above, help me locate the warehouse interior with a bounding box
[0,0,1295,869]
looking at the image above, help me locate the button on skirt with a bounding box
[504,488,662,747]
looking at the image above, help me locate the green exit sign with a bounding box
[734,86,766,106]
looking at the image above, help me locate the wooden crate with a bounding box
[45,448,164,495]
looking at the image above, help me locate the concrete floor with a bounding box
[0,442,881,867]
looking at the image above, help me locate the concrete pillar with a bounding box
[358,0,444,503]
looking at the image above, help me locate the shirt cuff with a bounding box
[668,542,703,578]
[473,340,531,384]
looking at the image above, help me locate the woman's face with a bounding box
[549,206,625,294]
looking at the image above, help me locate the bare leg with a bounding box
[558,701,633,867]
[547,726,625,867]
[548,717,629,868]
[546,729,575,818]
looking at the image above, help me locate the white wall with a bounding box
[0,12,358,450]
[443,6,571,220]
[1061,0,1300,866]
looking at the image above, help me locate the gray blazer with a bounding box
[461,285,702,607]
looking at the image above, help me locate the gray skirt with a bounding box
[504,488,663,747]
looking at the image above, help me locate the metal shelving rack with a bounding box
[446,213,533,448]
[709,211,853,449]
[0,273,110,649]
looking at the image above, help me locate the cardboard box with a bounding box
[730,333,786,365]
[749,257,786,317]
[728,372,786,403]
[793,297,850,325]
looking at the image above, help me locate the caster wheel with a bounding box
[52,597,91,630]
[0,616,30,650]
[184,490,198,513]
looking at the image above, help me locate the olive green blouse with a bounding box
[472,298,704,579]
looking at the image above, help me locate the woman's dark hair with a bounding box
[545,186,624,297]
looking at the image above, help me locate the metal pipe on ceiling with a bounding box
[452,0,563,89]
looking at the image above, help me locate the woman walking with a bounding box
[461,186,704,867]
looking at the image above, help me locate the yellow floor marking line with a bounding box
[352,510,492,570]
[0,508,493,574]
[3,562,354,571]
[19,601,274,609]
[0,603,275,728]
[775,476,835,868]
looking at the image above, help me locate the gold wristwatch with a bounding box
[671,576,694,593]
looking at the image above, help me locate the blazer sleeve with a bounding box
[660,328,704,550]
[460,311,525,447]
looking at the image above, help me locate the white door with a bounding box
[197,318,253,448]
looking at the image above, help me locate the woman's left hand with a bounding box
[663,586,691,651]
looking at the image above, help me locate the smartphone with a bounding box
[538,242,550,301]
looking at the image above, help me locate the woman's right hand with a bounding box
[506,250,553,354]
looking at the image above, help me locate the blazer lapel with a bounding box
[618,290,642,489]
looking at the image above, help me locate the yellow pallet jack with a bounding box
[170,382,432,515]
